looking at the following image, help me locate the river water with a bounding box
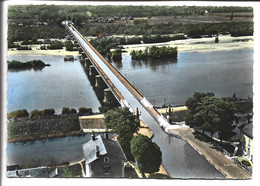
[113,48,253,106]
[7,48,253,113]
[7,55,101,114]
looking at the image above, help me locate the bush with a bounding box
[64,41,76,51]
[47,41,64,50]
[30,109,55,119]
[43,109,55,116]
[62,107,77,114]
[78,107,93,116]
[7,109,29,119]
[16,45,32,50]
[111,49,122,62]
[241,160,251,167]
[40,44,47,50]
[30,110,44,119]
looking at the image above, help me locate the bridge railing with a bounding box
[66,24,124,102]
[70,24,143,101]
[66,22,167,126]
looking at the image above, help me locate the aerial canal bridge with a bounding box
[65,21,169,129]
[64,21,225,179]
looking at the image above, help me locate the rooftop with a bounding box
[239,121,253,139]
[82,134,127,164]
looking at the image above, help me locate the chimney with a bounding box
[92,131,96,141]
[96,146,100,157]
[104,129,109,139]
[136,107,139,119]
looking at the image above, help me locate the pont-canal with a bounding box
[6,47,253,178]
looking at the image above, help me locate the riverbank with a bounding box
[8,47,80,56]
[123,35,253,53]
[7,35,253,56]
[7,115,82,143]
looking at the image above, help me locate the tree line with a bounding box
[7,107,93,119]
[8,21,253,44]
[131,46,178,60]
[8,5,253,21]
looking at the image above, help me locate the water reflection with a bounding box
[113,60,122,69]
[131,58,177,70]
[166,133,175,144]
[8,66,45,72]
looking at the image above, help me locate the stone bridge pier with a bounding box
[94,75,107,101]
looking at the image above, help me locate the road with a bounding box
[66,22,225,179]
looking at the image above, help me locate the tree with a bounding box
[185,92,237,141]
[104,107,139,155]
[130,134,162,174]
[64,41,75,51]
[185,92,215,129]
[7,109,29,119]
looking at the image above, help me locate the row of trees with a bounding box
[185,92,238,143]
[8,19,254,46]
[142,34,186,44]
[8,25,66,42]
[104,108,162,174]
[131,46,178,60]
[8,20,253,44]
[8,39,76,52]
[80,21,253,38]
[8,5,253,21]
[7,107,93,119]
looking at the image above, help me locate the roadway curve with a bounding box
[66,22,225,179]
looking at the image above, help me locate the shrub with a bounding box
[241,160,251,167]
[64,41,75,51]
[78,107,93,116]
[43,109,55,116]
[62,107,77,114]
[111,49,122,62]
[30,109,55,119]
[30,110,44,119]
[7,109,29,119]
[47,41,64,50]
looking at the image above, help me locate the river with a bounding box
[113,48,253,107]
[7,55,101,114]
[7,48,253,113]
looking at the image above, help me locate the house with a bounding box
[82,132,127,178]
[239,121,253,162]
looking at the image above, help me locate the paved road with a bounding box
[168,127,252,179]
[67,23,225,179]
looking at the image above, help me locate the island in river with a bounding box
[8,59,50,69]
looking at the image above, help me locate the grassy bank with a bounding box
[7,115,82,142]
